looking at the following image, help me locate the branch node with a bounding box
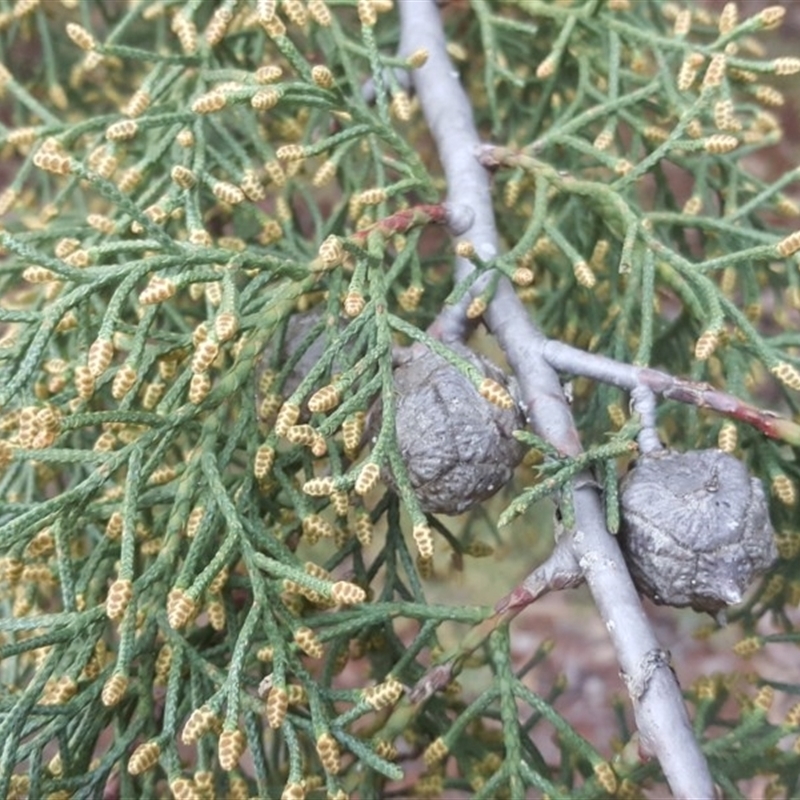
[443,202,475,236]
[496,536,584,613]
[409,663,455,703]
[622,648,672,700]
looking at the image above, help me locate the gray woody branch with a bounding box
[397,2,715,797]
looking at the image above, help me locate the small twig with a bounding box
[494,533,584,614]
[348,202,471,246]
[541,339,800,446]
[399,2,715,797]
[630,385,662,454]
[361,66,411,105]
[408,607,522,703]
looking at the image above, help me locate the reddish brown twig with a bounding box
[541,340,800,446]
[349,202,473,247]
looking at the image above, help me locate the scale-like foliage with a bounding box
[0,2,798,798]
